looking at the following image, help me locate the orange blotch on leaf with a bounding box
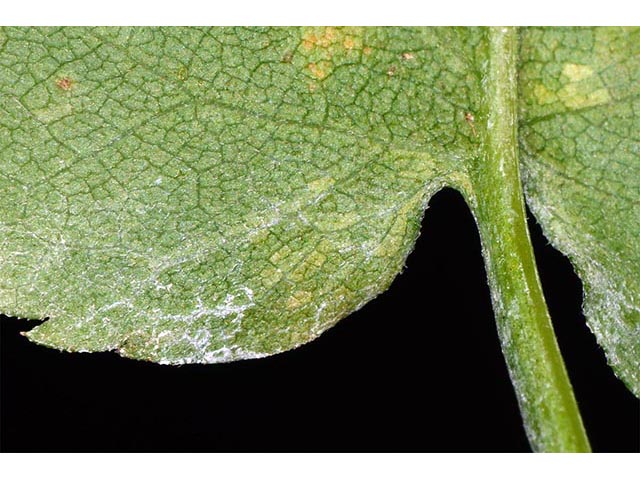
[343,37,355,50]
[308,62,327,80]
[302,34,318,51]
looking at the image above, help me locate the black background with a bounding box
[1,188,638,452]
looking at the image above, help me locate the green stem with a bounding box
[468,27,590,452]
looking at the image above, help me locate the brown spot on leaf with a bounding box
[464,112,477,137]
[56,77,73,91]
[363,47,372,55]
[282,51,294,63]
[387,65,397,77]
[401,52,415,60]
[343,37,355,50]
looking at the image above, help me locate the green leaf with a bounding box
[0,27,637,451]
[0,27,479,361]
[518,27,640,396]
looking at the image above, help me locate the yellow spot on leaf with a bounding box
[300,28,365,87]
[270,245,292,265]
[34,103,73,123]
[308,62,327,80]
[311,27,336,48]
[302,34,318,51]
[307,176,334,194]
[534,84,557,105]
[562,63,594,82]
[176,66,188,81]
[373,191,423,258]
[313,212,360,232]
[300,27,365,56]
[261,266,282,288]
[286,291,312,310]
[559,85,611,109]
[534,63,611,110]
[302,27,339,50]
[290,251,327,282]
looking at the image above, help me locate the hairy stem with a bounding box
[468,27,590,452]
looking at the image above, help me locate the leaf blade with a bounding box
[519,27,640,395]
[0,27,480,362]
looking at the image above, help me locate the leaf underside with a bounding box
[0,27,637,396]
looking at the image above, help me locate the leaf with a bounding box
[0,27,481,362]
[518,27,640,396]
[0,27,638,450]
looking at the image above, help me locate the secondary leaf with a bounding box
[518,27,640,396]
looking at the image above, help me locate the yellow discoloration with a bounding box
[534,84,557,105]
[301,27,364,55]
[307,176,334,194]
[390,150,438,180]
[559,85,611,109]
[343,37,355,50]
[260,266,282,288]
[249,228,270,243]
[313,212,360,232]
[307,62,327,80]
[176,66,189,81]
[314,239,334,255]
[450,172,474,199]
[534,68,611,110]
[302,27,338,50]
[557,62,610,109]
[305,251,327,269]
[300,27,366,84]
[290,251,327,282]
[319,27,336,45]
[270,245,292,265]
[562,63,594,82]
[302,34,318,51]
[34,103,73,123]
[286,291,312,310]
[373,191,423,258]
